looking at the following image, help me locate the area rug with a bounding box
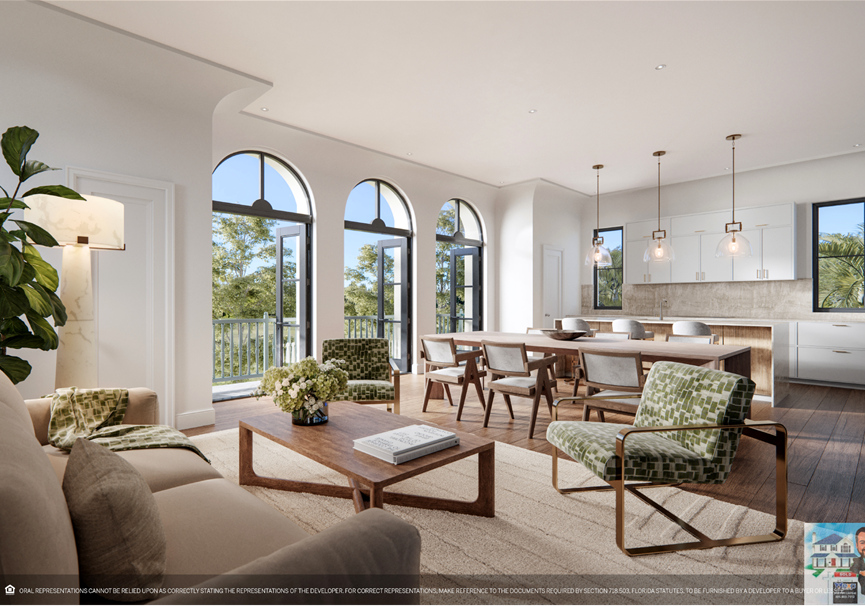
[191,429,804,604]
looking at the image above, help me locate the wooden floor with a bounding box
[185,373,865,523]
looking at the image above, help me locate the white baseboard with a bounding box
[175,407,216,430]
[789,378,865,392]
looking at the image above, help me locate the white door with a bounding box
[542,246,563,328]
[700,233,733,282]
[68,168,175,425]
[625,243,648,284]
[762,226,794,280]
[732,229,763,281]
[670,235,701,283]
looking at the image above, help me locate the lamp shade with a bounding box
[585,243,613,267]
[23,194,124,249]
[643,238,676,263]
[715,231,752,258]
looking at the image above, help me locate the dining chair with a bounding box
[612,319,654,340]
[526,327,559,392]
[420,336,486,421]
[547,361,787,556]
[481,341,557,439]
[672,321,720,344]
[595,332,631,340]
[570,349,647,420]
[560,317,597,337]
[665,334,714,344]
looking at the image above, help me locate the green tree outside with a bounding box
[596,246,623,308]
[817,223,864,309]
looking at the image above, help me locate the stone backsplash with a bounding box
[580,279,864,322]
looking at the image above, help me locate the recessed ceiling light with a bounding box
[655,64,666,70]
[528,109,537,114]
[499,181,505,184]
[725,167,730,171]
[260,107,268,112]
[406,152,412,156]
[855,143,862,148]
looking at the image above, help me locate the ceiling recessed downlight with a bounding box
[406,152,412,156]
[260,107,268,112]
[655,64,666,70]
[528,109,537,114]
[855,144,862,148]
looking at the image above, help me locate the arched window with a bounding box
[212,151,312,386]
[343,179,413,372]
[436,199,484,334]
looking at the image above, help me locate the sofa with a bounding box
[0,375,421,604]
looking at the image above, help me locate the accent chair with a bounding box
[322,338,401,414]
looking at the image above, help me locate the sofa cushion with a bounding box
[0,403,79,583]
[0,369,34,435]
[44,444,223,492]
[63,438,167,601]
[153,478,310,584]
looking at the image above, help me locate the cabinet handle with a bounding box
[648,274,652,282]
[764,269,768,279]
[701,272,705,280]
[643,235,650,238]
[833,350,851,354]
[833,324,849,327]
[643,274,646,282]
[696,271,700,281]
[756,223,768,227]
[756,269,760,279]
[694,230,705,233]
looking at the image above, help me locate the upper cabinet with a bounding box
[625,202,796,285]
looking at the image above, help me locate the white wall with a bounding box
[580,151,865,286]
[213,112,500,373]
[1,3,264,429]
[495,182,536,332]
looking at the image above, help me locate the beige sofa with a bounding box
[0,377,421,604]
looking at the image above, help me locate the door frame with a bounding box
[275,224,310,365]
[449,247,482,333]
[377,237,410,373]
[542,245,563,328]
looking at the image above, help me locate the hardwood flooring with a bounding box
[185,373,865,523]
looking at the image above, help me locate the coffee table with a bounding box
[239,401,496,517]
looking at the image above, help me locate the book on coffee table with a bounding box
[353,424,459,464]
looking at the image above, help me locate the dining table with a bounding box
[423,330,752,400]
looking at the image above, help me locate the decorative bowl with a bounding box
[541,329,586,341]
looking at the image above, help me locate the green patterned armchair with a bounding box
[322,339,400,414]
[547,361,788,556]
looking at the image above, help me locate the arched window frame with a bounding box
[436,198,483,247]
[436,199,484,334]
[344,179,412,238]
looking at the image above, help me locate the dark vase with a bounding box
[291,402,328,426]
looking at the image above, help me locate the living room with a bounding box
[2,1,864,604]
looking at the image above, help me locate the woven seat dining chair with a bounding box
[526,327,559,392]
[570,349,647,422]
[547,361,788,556]
[420,336,486,420]
[321,338,400,414]
[612,319,654,340]
[481,341,557,439]
[672,320,720,344]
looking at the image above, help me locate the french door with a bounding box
[377,237,410,372]
[449,247,481,333]
[275,225,308,365]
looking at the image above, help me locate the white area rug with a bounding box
[191,429,803,604]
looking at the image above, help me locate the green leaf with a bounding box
[1,334,46,350]
[21,185,85,201]
[0,198,28,210]
[44,288,67,327]
[0,317,30,336]
[14,220,59,247]
[26,313,58,350]
[22,283,52,316]
[18,261,35,286]
[0,354,32,384]
[24,253,58,290]
[0,185,8,198]
[0,241,15,285]
[0,285,30,318]
[20,159,58,182]
[1,126,39,177]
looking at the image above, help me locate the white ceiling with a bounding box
[51,1,865,196]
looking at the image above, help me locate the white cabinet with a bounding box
[626,242,670,284]
[762,226,794,280]
[736,204,793,230]
[796,322,865,386]
[732,229,763,281]
[670,235,700,283]
[627,218,671,242]
[670,211,729,236]
[699,233,733,282]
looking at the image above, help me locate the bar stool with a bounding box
[612,319,654,340]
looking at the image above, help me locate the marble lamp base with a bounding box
[55,245,97,390]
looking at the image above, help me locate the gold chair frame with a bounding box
[550,396,788,556]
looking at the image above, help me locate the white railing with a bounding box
[212,315,299,383]
[343,316,400,359]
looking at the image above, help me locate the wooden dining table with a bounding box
[423,330,752,399]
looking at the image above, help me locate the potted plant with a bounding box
[0,126,84,383]
[257,357,349,425]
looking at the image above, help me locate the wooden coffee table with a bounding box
[239,401,495,517]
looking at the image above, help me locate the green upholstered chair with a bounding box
[322,338,401,414]
[547,361,788,556]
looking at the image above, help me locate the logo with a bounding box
[4,585,14,595]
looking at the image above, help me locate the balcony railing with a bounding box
[212,315,300,384]
[343,316,400,359]
[436,314,469,334]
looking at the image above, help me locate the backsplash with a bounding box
[580,279,863,322]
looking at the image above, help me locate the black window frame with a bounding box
[436,199,484,333]
[812,197,865,313]
[593,226,623,311]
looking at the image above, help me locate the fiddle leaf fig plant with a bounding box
[0,126,85,384]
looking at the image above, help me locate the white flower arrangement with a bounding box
[256,357,348,417]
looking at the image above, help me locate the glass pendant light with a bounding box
[716,134,752,258]
[585,164,613,267]
[644,151,675,262]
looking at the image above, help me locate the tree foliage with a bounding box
[817,224,864,309]
[596,247,623,308]
[343,243,394,318]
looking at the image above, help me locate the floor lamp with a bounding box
[24,194,125,389]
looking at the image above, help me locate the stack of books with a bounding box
[353,425,459,464]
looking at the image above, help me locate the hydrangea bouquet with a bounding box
[257,357,348,425]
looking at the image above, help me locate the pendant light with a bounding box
[585,164,612,267]
[643,151,675,262]
[715,134,752,258]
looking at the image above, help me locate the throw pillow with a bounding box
[62,438,167,601]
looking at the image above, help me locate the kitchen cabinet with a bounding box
[795,321,865,386]
[670,235,700,282]
[699,233,733,282]
[625,237,671,284]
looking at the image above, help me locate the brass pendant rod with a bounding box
[732,138,736,224]
[657,156,661,232]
